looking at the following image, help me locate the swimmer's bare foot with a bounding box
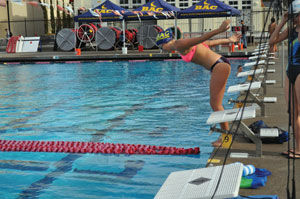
[211,139,222,147]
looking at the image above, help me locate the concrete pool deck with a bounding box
[0,44,298,198]
[0,45,248,64]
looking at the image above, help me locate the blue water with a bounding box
[0,60,245,199]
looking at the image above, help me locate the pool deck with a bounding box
[0,44,298,198]
[0,45,248,64]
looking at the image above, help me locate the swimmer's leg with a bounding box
[210,62,231,147]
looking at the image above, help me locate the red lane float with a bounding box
[0,140,200,155]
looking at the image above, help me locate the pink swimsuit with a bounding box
[180,43,209,62]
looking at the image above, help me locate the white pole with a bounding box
[123,19,125,48]
[122,19,127,54]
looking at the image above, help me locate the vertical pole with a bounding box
[230,15,233,37]
[122,19,127,54]
[25,18,27,37]
[282,41,284,88]
[189,18,192,38]
[174,14,177,40]
[6,0,11,33]
[122,19,125,49]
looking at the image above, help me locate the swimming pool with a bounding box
[0,59,245,199]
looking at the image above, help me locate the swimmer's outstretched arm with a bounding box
[204,33,242,46]
[269,12,288,45]
[163,20,231,52]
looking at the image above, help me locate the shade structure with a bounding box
[177,0,240,19]
[74,0,129,22]
[124,0,180,21]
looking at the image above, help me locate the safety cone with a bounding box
[75,48,81,56]
[231,44,235,52]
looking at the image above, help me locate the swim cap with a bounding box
[167,27,182,40]
[156,28,174,46]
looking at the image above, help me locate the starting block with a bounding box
[256,76,276,93]
[228,97,277,104]
[267,69,275,73]
[155,163,244,199]
[227,82,261,93]
[243,60,275,68]
[243,60,266,67]
[237,69,264,77]
[206,106,263,157]
[254,47,269,51]
[252,51,268,55]
[249,54,276,61]
[239,62,276,94]
[248,54,267,60]
[227,82,277,116]
[207,106,256,124]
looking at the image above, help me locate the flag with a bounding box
[57,4,64,11]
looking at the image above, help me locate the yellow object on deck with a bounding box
[207,159,221,164]
[221,133,232,148]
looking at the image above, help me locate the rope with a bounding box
[0,140,200,155]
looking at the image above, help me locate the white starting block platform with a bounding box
[254,47,269,51]
[244,60,266,67]
[243,60,275,67]
[257,42,269,46]
[154,163,244,199]
[207,106,256,124]
[252,51,268,55]
[227,82,261,93]
[248,54,267,60]
[237,69,264,77]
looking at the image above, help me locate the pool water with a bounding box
[0,59,245,199]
